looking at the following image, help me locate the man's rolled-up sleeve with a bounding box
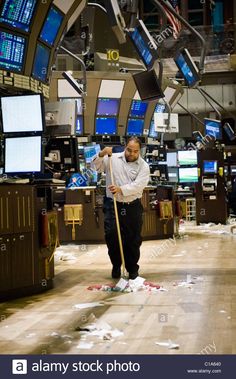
[120,164,150,197]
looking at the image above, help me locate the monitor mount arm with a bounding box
[59,45,87,96]
[151,0,207,75]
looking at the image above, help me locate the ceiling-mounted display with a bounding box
[0,0,37,32]
[32,43,50,83]
[40,5,64,46]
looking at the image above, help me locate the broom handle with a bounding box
[109,156,126,275]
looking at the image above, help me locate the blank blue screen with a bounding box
[129,100,148,118]
[96,98,119,116]
[76,116,83,135]
[32,43,50,82]
[127,119,144,136]
[0,30,26,72]
[40,6,63,46]
[95,117,117,135]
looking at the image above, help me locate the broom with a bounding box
[109,155,127,280]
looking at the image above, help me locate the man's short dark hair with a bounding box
[126,136,142,149]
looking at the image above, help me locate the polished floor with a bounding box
[0,222,236,355]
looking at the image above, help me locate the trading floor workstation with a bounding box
[0,0,235,307]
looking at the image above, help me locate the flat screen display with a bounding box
[4,136,42,174]
[129,20,158,69]
[32,43,50,82]
[95,117,117,135]
[203,160,218,174]
[1,94,44,133]
[76,116,83,135]
[40,6,64,46]
[96,98,120,116]
[84,144,101,164]
[129,100,148,118]
[230,165,236,175]
[174,48,200,87]
[168,167,179,183]
[0,0,37,32]
[126,118,144,136]
[149,120,159,138]
[0,30,26,72]
[204,118,222,140]
[133,69,164,102]
[167,152,178,167]
[179,167,198,183]
[223,122,236,141]
[178,150,197,166]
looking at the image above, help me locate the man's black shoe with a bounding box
[129,272,139,280]
[111,268,121,279]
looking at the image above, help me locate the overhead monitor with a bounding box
[126,118,144,136]
[178,150,197,166]
[0,29,26,72]
[168,167,179,183]
[84,144,101,164]
[0,0,37,32]
[174,48,200,87]
[1,94,45,133]
[149,120,159,139]
[167,152,178,167]
[4,135,42,174]
[230,165,236,176]
[40,5,64,46]
[129,19,158,69]
[203,160,218,174]
[133,69,164,102]
[45,101,76,135]
[129,100,148,118]
[154,113,179,133]
[58,79,83,98]
[96,98,120,116]
[103,0,126,44]
[76,116,83,136]
[223,122,236,141]
[98,80,125,98]
[204,118,222,140]
[32,43,50,82]
[179,167,198,183]
[95,117,117,135]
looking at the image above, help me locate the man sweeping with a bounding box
[92,137,150,280]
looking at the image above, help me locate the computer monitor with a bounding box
[168,167,179,183]
[32,43,50,82]
[4,135,42,174]
[84,144,101,164]
[126,118,144,136]
[223,122,236,141]
[1,94,45,133]
[203,160,218,174]
[178,150,197,166]
[40,5,64,46]
[133,69,164,102]
[179,167,198,183]
[230,165,236,176]
[174,48,200,87]
[95,117,117,135]
[149,120,159,139]
[96,98,120,116]
[129,19,158,69]
[76,116,83,136]
[0,29,26,72]
[204,118,222,140]
[167,152,178,167]
[129,100,148,118]
[0,0,37,32]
